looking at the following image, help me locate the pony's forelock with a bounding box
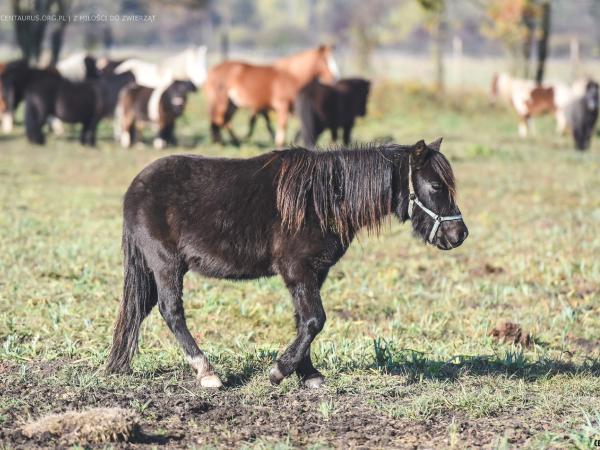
[428,150,456,202]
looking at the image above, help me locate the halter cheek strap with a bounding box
[408,158,463,244]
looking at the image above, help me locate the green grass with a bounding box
[1,82,600,448]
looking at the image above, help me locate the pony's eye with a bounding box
[431,182,443,190]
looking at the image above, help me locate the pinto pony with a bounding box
[204,45,339,146]
[114,46,206,123]
[116,80,196,149]
[491,72,582,137]
[106,139,468,388]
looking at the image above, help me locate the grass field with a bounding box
[1,82,600,448]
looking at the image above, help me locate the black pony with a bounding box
[116,80,196,149]
[0,59,56,132]
[295,78,371,147]
[106,139,468,388]
[24,68,134,146]
[568,80,599,151]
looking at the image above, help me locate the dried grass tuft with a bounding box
[21,407,139,444]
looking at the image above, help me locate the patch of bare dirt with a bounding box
[489,321,533,347]
[470,263,505,277]
[0,360,569,448]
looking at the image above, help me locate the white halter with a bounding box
[408,157,463,244]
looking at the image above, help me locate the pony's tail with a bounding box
[295,91,316,147]
[24,95,45,145]
[106,225,157,374]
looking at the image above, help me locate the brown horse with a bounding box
[204,45,339,146]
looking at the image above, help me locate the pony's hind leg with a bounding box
[154,262,222,388]
[270,267,326,387]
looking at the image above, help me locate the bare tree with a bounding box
[534,0,550,84]
[12,0,71,64]
[417,0,446,91]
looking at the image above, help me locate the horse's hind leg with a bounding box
[270,266,326,388]
[155,262,222,388]
[245,112,258,141]
[223,99,240,146]
[261,110,275,141]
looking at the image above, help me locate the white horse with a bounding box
[491,72,586,138]
[114,46,207,125]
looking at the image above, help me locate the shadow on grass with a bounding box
[370,339,600,385]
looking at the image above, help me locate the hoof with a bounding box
[269,366,284,385]
[302,374,325,389]
[199,374,223,388]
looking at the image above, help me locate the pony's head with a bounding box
[165,80,196,116]
[396,139,468,250]
[185,46,207,87]
[585,80,599,111]
[315,45,339,84]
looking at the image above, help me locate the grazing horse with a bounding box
[115,46,206,124]
[106,139,468,388]
[491,72,581,137]
[295,77,371,147]
[567,80,599,151]
[116,80,196,149]
[24,69,135,146]
[204,45,339,146]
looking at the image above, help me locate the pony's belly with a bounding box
[185,249,275,280]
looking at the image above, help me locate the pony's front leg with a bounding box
[274,105,289,147]
[270,270,326,387]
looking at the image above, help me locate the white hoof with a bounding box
[303,375,325,389]
[153,138,167,150]
[120,132,131,148]
[2,113,13,133]
[199,374,223,388]
[269,366,284,385]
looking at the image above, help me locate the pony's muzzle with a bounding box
[436,221,468,250]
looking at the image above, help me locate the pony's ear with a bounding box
[412,139,428,166]
[428,137,443,151]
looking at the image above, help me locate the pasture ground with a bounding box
[1,82,600,449]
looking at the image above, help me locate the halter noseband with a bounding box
[408,157,463,244]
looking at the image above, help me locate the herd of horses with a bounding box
[1,44,597,151]
[0,45,371,149]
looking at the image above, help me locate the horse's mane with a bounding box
[276,146,398,241]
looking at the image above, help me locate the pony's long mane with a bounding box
[276,146,396,241]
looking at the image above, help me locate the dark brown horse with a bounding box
[106,139,468,388]
[295,77,371,147]
[204,45,338,146]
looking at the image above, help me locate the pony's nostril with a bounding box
[460,228,469,242]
